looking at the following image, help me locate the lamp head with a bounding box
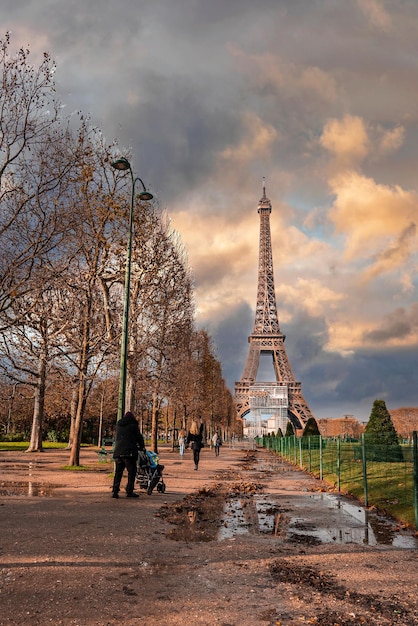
[138,190,154,201]
[111,158,154,201]
[111,157,131,171]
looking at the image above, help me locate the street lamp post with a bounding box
[111,157,153,422]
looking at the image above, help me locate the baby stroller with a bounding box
[136,449,166,495]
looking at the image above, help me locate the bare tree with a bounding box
[170,329,239,441]
[0,32,79,316]
[123,204,195,451]
[60,130,128,466]
[0,285,75,451]
[0,376,33,436]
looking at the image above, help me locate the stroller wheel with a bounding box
[158,481,166,493]
[147,485,153,495]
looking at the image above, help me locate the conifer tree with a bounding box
[364,399,403,461]
[285,421,294,437]
[302,417,320,437]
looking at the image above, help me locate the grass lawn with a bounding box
[0,441,70,451]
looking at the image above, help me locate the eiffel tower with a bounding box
[234,181,315,430]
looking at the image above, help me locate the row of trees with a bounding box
[0,33,241,464]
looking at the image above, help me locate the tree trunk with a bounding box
[165,407,169,444]
[98,277,114,341]
[126,365,135,414]
[151,387,159,453]
[66,384,78,450]
[69,374,87,466]
[26,353,47,452]
[68,299,91,466]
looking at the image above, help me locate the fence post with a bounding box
[361,433,368,507]
[308,437,312,473]
[319,435,323,480]
[337,436,341,492]
[299,437,303,468]
[293,435,297,465]
[413,431,418,529]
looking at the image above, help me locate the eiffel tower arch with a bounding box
[234,182,315,431]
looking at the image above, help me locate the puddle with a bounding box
[218,490,418,549]
[0,460,58,496]
[255,496,277,533]
[218,498,250,540]
[0,480,57,497]
[218,494,278,540]
[288,493,418,549]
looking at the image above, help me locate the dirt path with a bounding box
[0,444,417,625]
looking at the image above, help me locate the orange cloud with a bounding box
[378,125,405,154]
[220,111,277,165]
[361,223,417,283]
[279,278,345,318]
[356,0,392,32]
[320,115,369,166]
[328,171,417,261]
[228,45,337,104]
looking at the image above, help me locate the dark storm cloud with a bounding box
[267,312,418,420]
[277,313,343,416]
[332,347,418,412]
[110,74,243,202]
[364,303,418,343]
[201,300,254,388]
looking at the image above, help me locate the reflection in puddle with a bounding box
[218,495,277,540]
[218,491,418,549]
[218,499,249,540]
[255,496,276,533]
[0,459,59,496]
[0,481,56,497]
[288,493,418,549]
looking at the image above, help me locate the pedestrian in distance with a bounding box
[112,411,145,498]
[212,431,222,456]
[186,418,204,470]
[178,428,186,457]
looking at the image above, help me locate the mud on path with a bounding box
[0,444,417,625]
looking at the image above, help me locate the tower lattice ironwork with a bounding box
[234,182,314,430]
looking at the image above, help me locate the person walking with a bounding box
[212,431,222,456]
[112,411,145,498]
[178,428,186,457]
[186,419,204,470]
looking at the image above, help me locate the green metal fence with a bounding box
[258,432,418,529]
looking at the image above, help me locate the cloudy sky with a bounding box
[4,0,418,421]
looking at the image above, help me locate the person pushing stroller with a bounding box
[112,411,145,498]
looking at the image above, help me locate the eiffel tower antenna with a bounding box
[234,182,315,432]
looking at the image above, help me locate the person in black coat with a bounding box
[186,418,204,470]
[112,411,145,498]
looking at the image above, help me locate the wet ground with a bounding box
[159,452,418,550]
[0,445,417,625]
[1,446,417,548]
